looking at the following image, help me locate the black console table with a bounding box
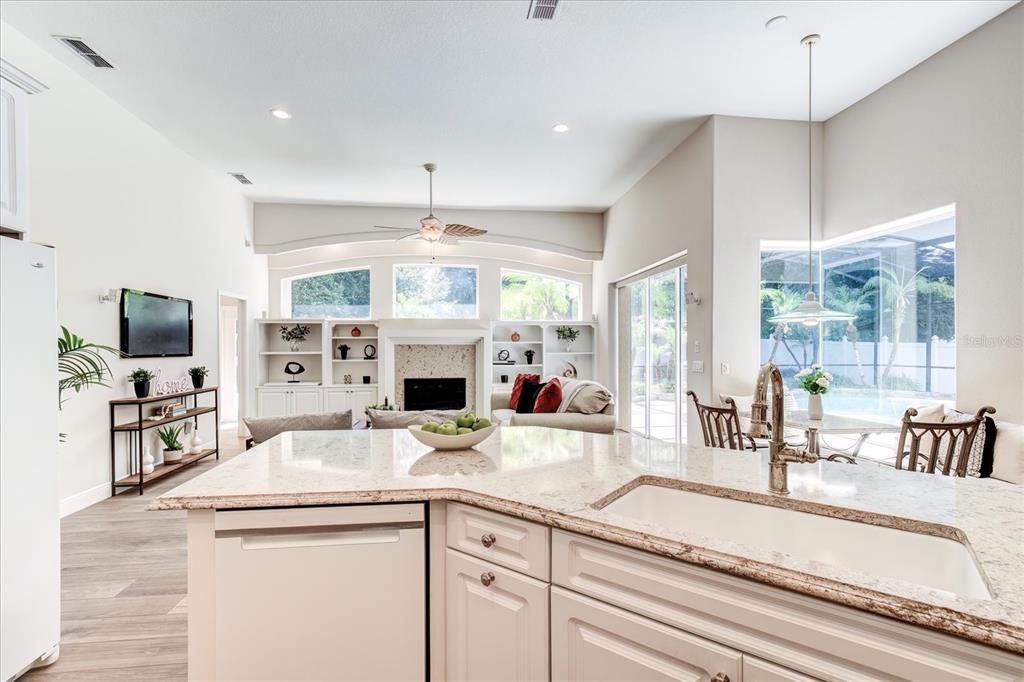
[109,386,219,495]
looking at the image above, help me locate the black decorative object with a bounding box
[363,344,377,359]
[344,374,353,384]
[524,349,536,364]
[363,376,371,384]
[133,381,150,399]
[339,343,350,360]
[284,361,305,384]
[500,375,509,384]
[497,349,510,361]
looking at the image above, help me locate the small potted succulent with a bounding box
[188,366,209,389]
[280,324,312,352]
[795,363,832,420]
[129,368,156,399]
[156,424,185,463]
[555,325,581,352]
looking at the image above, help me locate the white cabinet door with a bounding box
[348,388,375,421]
[291,389,321,415]
[446,548,548,682]
[257,389,290,417]
[0,78,29,235]
[551,586,742,682]
[323,389,352,414]
[744,657,822,682]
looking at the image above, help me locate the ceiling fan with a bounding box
[374,164,488,244]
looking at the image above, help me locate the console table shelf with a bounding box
[109,386,219,495]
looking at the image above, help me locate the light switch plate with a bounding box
[721,362,730,375]
[691,360,705,374]
[693,340,701,353]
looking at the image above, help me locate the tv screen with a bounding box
[119,289,193,358]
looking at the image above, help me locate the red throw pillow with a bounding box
[532,377,562,413]
[509,373,540,411]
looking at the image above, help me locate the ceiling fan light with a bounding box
[419,215,446,241]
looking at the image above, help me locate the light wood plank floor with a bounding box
[23,431,246,681]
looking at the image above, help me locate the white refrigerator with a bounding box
[0,237,60,680]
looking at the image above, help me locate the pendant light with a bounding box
[769,34,855,328]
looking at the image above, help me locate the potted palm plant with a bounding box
[157,424,185,463]
[129,368,156,399]
[188,366,209,389]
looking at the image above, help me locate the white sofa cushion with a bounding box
[991,421,1024,484]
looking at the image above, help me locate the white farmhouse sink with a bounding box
[602,485,991,600]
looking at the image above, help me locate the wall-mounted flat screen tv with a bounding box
[119,289,193,358]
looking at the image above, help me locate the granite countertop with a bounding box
[152,427,1024,654]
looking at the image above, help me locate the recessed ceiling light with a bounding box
[270,108,292,120]
[765,15,788,31]
[552,123,570,133]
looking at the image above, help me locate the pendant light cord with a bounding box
[429,168,433,216]
[807,37,814,292]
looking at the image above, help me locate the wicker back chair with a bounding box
[686,390,757,451]
[895,406,995,476]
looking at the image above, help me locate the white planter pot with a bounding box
[163,449,184,464]
[807,393,824,421]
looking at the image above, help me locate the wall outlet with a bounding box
[691,360,705,374]
[720,362,730,375]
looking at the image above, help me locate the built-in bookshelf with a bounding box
[257,319,326,386]
[490,321,596,391]
[330,322,379,386]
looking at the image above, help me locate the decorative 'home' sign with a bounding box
[151,369,192,396]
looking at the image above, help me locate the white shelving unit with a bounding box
[490,321,597,391]
[255,319,380,418]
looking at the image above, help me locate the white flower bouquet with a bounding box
[795,363,833,395]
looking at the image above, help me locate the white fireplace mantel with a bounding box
[381,328,489,415]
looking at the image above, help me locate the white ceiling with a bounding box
[1,1,1015,211]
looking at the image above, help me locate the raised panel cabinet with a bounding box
[551,586,742,682]
[257,388,321,417]
[446,548,548,682]
[0,77,29,236]
[291,388,321,415]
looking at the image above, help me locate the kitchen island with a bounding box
[153,427,1024,681]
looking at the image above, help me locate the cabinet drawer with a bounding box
[446,548,549,682]
[551,586,741,682]
[446,502,549,580]
[745,656,822,682]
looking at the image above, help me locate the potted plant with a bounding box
[157,424,185,463]
[280,324,312,352]
[795,363,832,420]
[188,366,209,389]
[555,325,581,352]
[129,368,156,399]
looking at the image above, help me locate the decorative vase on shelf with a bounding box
[510,331,521,342]
[524,349,535,364]
[289,340,301,352]
[351,326,362,337]
[142,450,155,475]
[189,429,203,455]
[807,393,824,421]
[562,339,574,352]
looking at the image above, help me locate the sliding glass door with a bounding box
[626,263,687,443]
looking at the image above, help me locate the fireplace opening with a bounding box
[404,378,467,411]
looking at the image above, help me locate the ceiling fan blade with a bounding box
[444,223,488,238]
[397,232,423,242]
[374,224,418,231]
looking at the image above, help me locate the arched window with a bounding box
[500,270,581,321]
[394,264,478,319]
[286,268,371,318]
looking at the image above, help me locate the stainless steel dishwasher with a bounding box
[213,503,426,681]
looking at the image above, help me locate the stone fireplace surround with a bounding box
[383,330,487,413]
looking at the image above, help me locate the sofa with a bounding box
[491,390,616,434]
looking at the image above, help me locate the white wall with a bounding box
[1,23,268,513]
[267,240,593,322]
[823,4,1023,421]
[254,202,604,260]
[597,118,714,442]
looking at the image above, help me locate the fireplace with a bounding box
[404,378,467,411]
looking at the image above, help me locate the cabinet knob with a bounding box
[480,533,497,548]
[711,674,730,682]
[480,571,496,587]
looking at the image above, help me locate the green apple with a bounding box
[457,427,473,435]
[420,421,439,433]
[437,423,458,436]
[471,418,492,431]
[456,412,476,429]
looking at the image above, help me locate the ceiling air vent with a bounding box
[527,0,558,20]
[54,36,115,68]
[229,173,253,185]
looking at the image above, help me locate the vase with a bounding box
[289,340,301,352]
[562,339,574,352]
[191,375,204,389]
[189,429,203,455]
[511,331,521,342]
[807,393,824,421]
[142,450,155,475]
[133,381,150,399]
[163,448,184,464]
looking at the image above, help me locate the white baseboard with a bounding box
[60,482,110,518]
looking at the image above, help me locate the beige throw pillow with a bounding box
[566,384,613,414]
[244,410,352,445]
[366,408,462,429]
